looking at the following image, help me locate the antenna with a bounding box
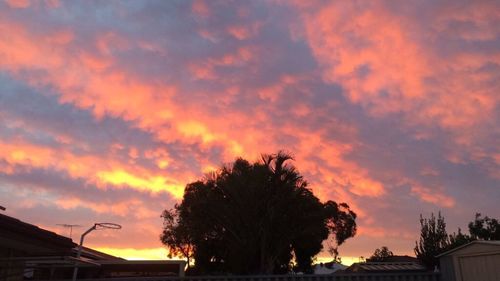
[56,224,82,239]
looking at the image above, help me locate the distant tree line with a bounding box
[368,212,499,268]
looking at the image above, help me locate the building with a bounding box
[313,261,347,274]
[0,213,185,280]
[343,262,427,273]
[438,240,500,281]
[366,255,420,263]
[81,260,186,278]
[0,213,76,280]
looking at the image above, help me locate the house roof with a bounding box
[98,260,186,265]
[314,262,347,274]
[76,246,123,261]
[436,240,500,257]
[0,213,75,255]
[0,213,125,261]
[344,262,427,272]
[367,255,419,263]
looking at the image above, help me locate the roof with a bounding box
[96,260,187,274]
[344,262,427,273]
[437,240,500,257]
[0,213,75,255]
[0,255,100,268]
[76,246,123,261]
[367,255,419,263]
[314,262,347,274]
[98,260,186,265]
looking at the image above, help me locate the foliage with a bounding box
[161,151,357,274]
[414,212,448,268]
[447,228,473,251]
[160,208,194,268]
[468,213,500,240]
[414,212,499,268]
[369,246,394,262]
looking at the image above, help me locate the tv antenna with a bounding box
[56,224,82,239]
[72,222,121,281]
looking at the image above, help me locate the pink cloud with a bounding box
[5,0,30,8]
[411,185,455,208]
[294,1,499,156]
[0,0,498,261]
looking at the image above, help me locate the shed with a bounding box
[438,240,500,281]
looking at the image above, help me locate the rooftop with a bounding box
[344,262,427,273]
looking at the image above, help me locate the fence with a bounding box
[43,273,440,281]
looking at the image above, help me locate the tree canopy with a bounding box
[368,246,394,262]
[161,152,357,275]
[468,213,500,241]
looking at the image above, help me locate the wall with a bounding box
[458,253,500,281]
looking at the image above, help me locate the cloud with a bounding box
[0,0,498,259]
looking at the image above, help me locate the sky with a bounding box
[0,0,499,265]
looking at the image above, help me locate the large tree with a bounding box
[161,152,357,274]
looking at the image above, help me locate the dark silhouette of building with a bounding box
[343,262,427,273]
[366,255,420,263]
[0,213,185,280]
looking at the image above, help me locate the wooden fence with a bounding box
[49,273,440,281]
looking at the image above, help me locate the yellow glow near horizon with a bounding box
[315,256,358,266]
[94,247,358,266]
[94,247,174,260]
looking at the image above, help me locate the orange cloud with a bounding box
[191,0,210,18]
[296,1,499,149]
[227,22,262,40]
[0,139,185,198]
[411,185,455,208]
[5,0,30,8]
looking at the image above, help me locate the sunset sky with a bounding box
[1,0,499,265]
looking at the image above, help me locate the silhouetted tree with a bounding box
[468,213,500,240]
[414,212,448,268]
[446,228,473,251]
[160,208,194,268]
[161,151,357,275]
[369,246,394,262]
